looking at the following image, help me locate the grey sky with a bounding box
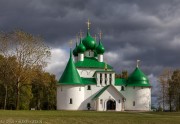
[1,0,180,106]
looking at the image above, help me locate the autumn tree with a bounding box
[0,30,51,109]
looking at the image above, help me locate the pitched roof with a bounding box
[75,57,113,69]
[92,85,110,100]
[92,85,125,100]
[58,49,83,85]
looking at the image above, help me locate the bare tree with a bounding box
[158,68,172,111]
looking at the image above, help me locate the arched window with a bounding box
[87,85,91,90]
[133,101,135,106]
[121,86,124,91]
[87,103,91,110]
[70,98,73,104]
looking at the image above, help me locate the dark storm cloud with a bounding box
[1,0,180,78]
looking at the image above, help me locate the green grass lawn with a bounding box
[0,110,180,124]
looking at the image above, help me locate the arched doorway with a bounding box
[106,100,116,110]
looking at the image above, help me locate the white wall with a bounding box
[57,85,85,110]
[78,53,84,61]
[98,54,103,62]
[125,87,151,111]
[95,86,123,111]
[77,68,97,78]
[85,50,94,57]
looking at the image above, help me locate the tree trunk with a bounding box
[16,81,20,110]
[4,84,7,110]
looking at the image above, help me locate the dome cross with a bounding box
[79,30,84,38]
[86,19,91,30]
[137,60,140,68]
[69,40,73,48]
[99,30,103,40]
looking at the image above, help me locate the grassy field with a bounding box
[0,110,179,124]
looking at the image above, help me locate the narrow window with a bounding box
[121,86,124,91]
[89,51,91,56]
[119,100,121,103]
[109,79,112,85]
[87,85,91,90]
[61,86,63,91]
[105,74,107,85]
[70,98,73,104]
[79,87,81,91]
[100,99,103,104]
[109,74,112,85]
[133,86,135,89]
[100,73,102,85]
[133,101,135,106]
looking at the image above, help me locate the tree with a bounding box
[0,55,17,109]
[171,70,180,111]
[0,30,51,109]
[158,68,172,111]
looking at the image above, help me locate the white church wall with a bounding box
[85,50,94,57]
[78,53,84,61]
[96,86,123,111]
[77,68,97,78]
[83,85,105,110]
[98,54,103,62]
[125,87,151,111]
[57,85,85,110]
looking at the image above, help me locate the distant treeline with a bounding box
[0,30,56,110]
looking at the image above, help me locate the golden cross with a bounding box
[76,34,79,42]
[86,19,91,30]
[99,30,103,40]
[79,30,83,38]
[68,40,73,48]
[137,60,140,67]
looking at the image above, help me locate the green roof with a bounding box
[75,57,113,69]
[115,78,126,86]
[58,49,83,85]
[81,78,96,85]
[127,67,151,87]
[92,85,110,100]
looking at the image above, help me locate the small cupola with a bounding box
[73,42,78,56]
[77,38,86,53]
[82,20,96,50]
[96,40,105,54]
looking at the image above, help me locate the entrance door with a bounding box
[106,100,116,110]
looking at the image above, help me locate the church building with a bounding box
[57,21,151,111]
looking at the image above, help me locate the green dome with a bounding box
[127,67,150,87]
[73,42,78,56]
[82,30,96,50]
[96,40,105,54]
[77,38,86,53]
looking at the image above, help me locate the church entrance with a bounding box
[106,100,116,110]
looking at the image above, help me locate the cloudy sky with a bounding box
[1,0,180,106]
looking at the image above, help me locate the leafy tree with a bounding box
[0,30,51,110]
